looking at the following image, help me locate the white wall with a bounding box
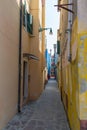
[78,0,87,32]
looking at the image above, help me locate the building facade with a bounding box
[45,49,51,79]
[50,55,55,77]
[0,1,19,129]
[58,0,87,130]
[0,0,45,129]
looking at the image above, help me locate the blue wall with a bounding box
[45,49,51,75]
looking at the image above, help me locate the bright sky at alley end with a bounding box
[46,0,60,54]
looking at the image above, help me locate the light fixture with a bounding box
[39,28,53,35]
[65,28,71,33]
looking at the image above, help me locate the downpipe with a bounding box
[18,0,22,113]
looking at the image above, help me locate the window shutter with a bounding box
[57,41,60,54]
[27,13,33,34]
[30,14,33,34]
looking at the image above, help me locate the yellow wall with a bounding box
[58,0,80,129]
[29,0,41,100]
[21,0,45,102]
[68,18,80,130]
[28,0,45,100]
[77,0,87,123]
[0,0,19,129]
[78,32,87,120]
[42,1,46,88]
[68,19,87,130]
[59,4,87,129]
[59,14,80,130]
[21,0,30,105]
[59,0,68,106]
[0,0,45,129]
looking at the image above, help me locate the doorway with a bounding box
[23,61,28,100]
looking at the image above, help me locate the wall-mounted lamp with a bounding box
[65,28,71,33]
[39,28,53,35]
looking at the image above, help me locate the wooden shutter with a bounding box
[57,41,60,54]
[27,13,33,34]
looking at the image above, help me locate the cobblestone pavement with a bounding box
[3,80,70,130]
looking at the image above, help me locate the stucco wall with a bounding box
[21,0,30,104]
[59,0,80,129]
[78,0,87,32]
[59,0,87,129]
[0,0,19,129]
[29,0,44,100]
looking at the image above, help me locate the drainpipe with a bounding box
[18,0,22,113]
[60,52,62,101]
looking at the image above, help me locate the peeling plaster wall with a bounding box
[77,0,87,124]
[68,0,87,129]
[78,33,87,121]
[78,0,87,32]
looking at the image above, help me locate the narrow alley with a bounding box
[3,80,70,130]
[1,0,87,129]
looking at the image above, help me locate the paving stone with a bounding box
[37,120,44,126]
[35,126,45,130]
[23,124,35,130]
[3,80,70,130]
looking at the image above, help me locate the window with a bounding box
[23,0,26,26]
[23,1,33,34]
[27,13,33,34]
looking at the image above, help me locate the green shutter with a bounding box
[27,13,33,34]
[57,41,60,54]
[22,1,33,34]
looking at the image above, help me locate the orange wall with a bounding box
[0,0,19,129]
